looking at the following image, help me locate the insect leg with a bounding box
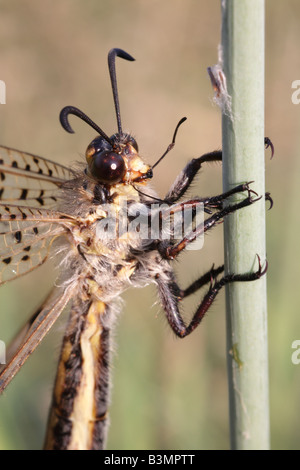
[199,182,257,210]
[176,264,225,299]
[199,187,272,212]
[164,138,273,204]
[158,192,260,260]
[165,150,222,202]
[157,257,267,338]
[162,182,256,218]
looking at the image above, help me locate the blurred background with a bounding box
[0,0,299,450]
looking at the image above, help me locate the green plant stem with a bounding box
[221,0,270,449]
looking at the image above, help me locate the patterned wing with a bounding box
[0,287,57,368]
[0,204,75,284]
[0,284,76,393]
[0,146,73,207]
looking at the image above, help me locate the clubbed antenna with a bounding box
[59,48,135,145]
[108,48,135,136]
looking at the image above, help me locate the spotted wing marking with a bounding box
[0,204,76,283]
[0,146,73,207]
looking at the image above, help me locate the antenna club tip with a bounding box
[59,107,75,134]
[109,48,135,63]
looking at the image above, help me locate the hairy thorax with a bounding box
[57,175,170,303]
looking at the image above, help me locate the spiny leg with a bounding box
[161,182,256,218]
[202,187,273,212]
[200,183,257,211]
[165,183,272,215]
[157,256,267,339]
[164,137,273,204]
[165,151,222,203]
[170,264,225,300]
[158,192,260,260]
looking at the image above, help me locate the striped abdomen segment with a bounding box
[44,297,111,450]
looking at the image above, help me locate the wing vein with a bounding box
[0,284,76,393]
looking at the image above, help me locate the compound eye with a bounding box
[86,136,110,158]
[89,151,126,184]
[129,137,138,152]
